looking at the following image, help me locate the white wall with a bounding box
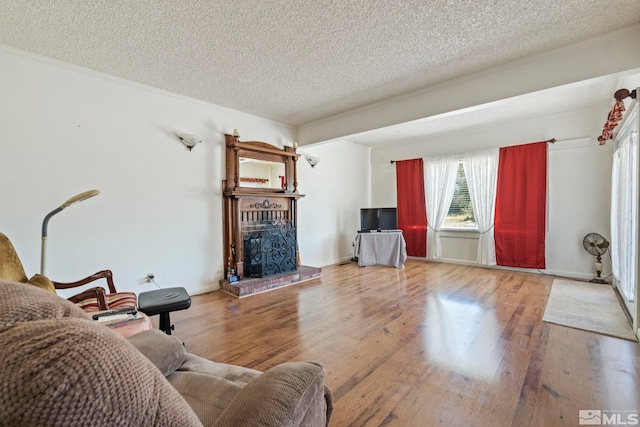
[297,140,371,265]
[370,105,614,279]
[0,46,373,297]
[0,46,301,296]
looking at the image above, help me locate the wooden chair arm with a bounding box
[66,286,109,311]
[52,269,117,293]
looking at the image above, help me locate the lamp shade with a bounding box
[60,189,100,209]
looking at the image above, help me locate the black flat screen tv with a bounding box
[360,208,398,231]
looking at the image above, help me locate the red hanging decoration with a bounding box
[598,99,626,145]
[239,177,269,184]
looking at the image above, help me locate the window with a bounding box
[443,163,476,228]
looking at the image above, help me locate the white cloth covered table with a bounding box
[355,232,407,268]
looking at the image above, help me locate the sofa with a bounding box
[0,279,333,426]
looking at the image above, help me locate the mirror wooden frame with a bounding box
[224,134,299,193]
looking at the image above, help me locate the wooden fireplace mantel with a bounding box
[223,134,304,279]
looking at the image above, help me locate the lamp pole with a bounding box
[40,189,100,275]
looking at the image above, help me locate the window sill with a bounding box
[439,228,480,239]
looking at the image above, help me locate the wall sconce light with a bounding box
[233,129,240,140]
[177,133,203,151]
[305,155,320,168]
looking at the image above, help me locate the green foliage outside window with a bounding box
[444,163,476,228]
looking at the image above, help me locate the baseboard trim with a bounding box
[189,282,220,296]
[409,256,594,281]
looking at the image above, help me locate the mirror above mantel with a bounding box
[223,133,300,194]
[239,158,286,189]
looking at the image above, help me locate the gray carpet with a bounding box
[543,279,637,341]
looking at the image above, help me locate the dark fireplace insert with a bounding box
[242,220,297,278]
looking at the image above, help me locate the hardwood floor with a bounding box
[166,260,640,426]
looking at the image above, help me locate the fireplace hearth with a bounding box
[219,265,322,298]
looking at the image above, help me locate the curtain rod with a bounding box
[614,88,637,101]
[388,88,636,164]
[388,138,557,164]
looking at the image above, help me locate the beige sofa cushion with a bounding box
[128,329,187,376]
[0,278,87,327]
[169,353,331,427]
[213,361,330,427]
[0,280,203,427]
[168,354,262,425]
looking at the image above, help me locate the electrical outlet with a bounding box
[146,273,155,283]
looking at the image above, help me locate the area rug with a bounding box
[543,279,637,341]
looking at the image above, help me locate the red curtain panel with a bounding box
[495,142,547,268]
[396,159,427,257]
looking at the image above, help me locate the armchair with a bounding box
[0,232,136,312]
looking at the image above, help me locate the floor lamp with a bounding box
[41,189,100,275]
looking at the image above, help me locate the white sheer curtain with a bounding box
[462,148,499,265]
[423,156,458,259]
[611,116,638,301]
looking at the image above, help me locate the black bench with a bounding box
[137,287,191,335]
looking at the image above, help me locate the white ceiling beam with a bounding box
[298,24,640,145]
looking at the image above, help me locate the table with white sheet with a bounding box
[355,231,407,268]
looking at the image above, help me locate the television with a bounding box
[360,208,398,231]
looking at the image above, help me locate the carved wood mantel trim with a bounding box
[247,199,283,210]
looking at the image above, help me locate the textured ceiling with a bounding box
[1,1,639,132]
